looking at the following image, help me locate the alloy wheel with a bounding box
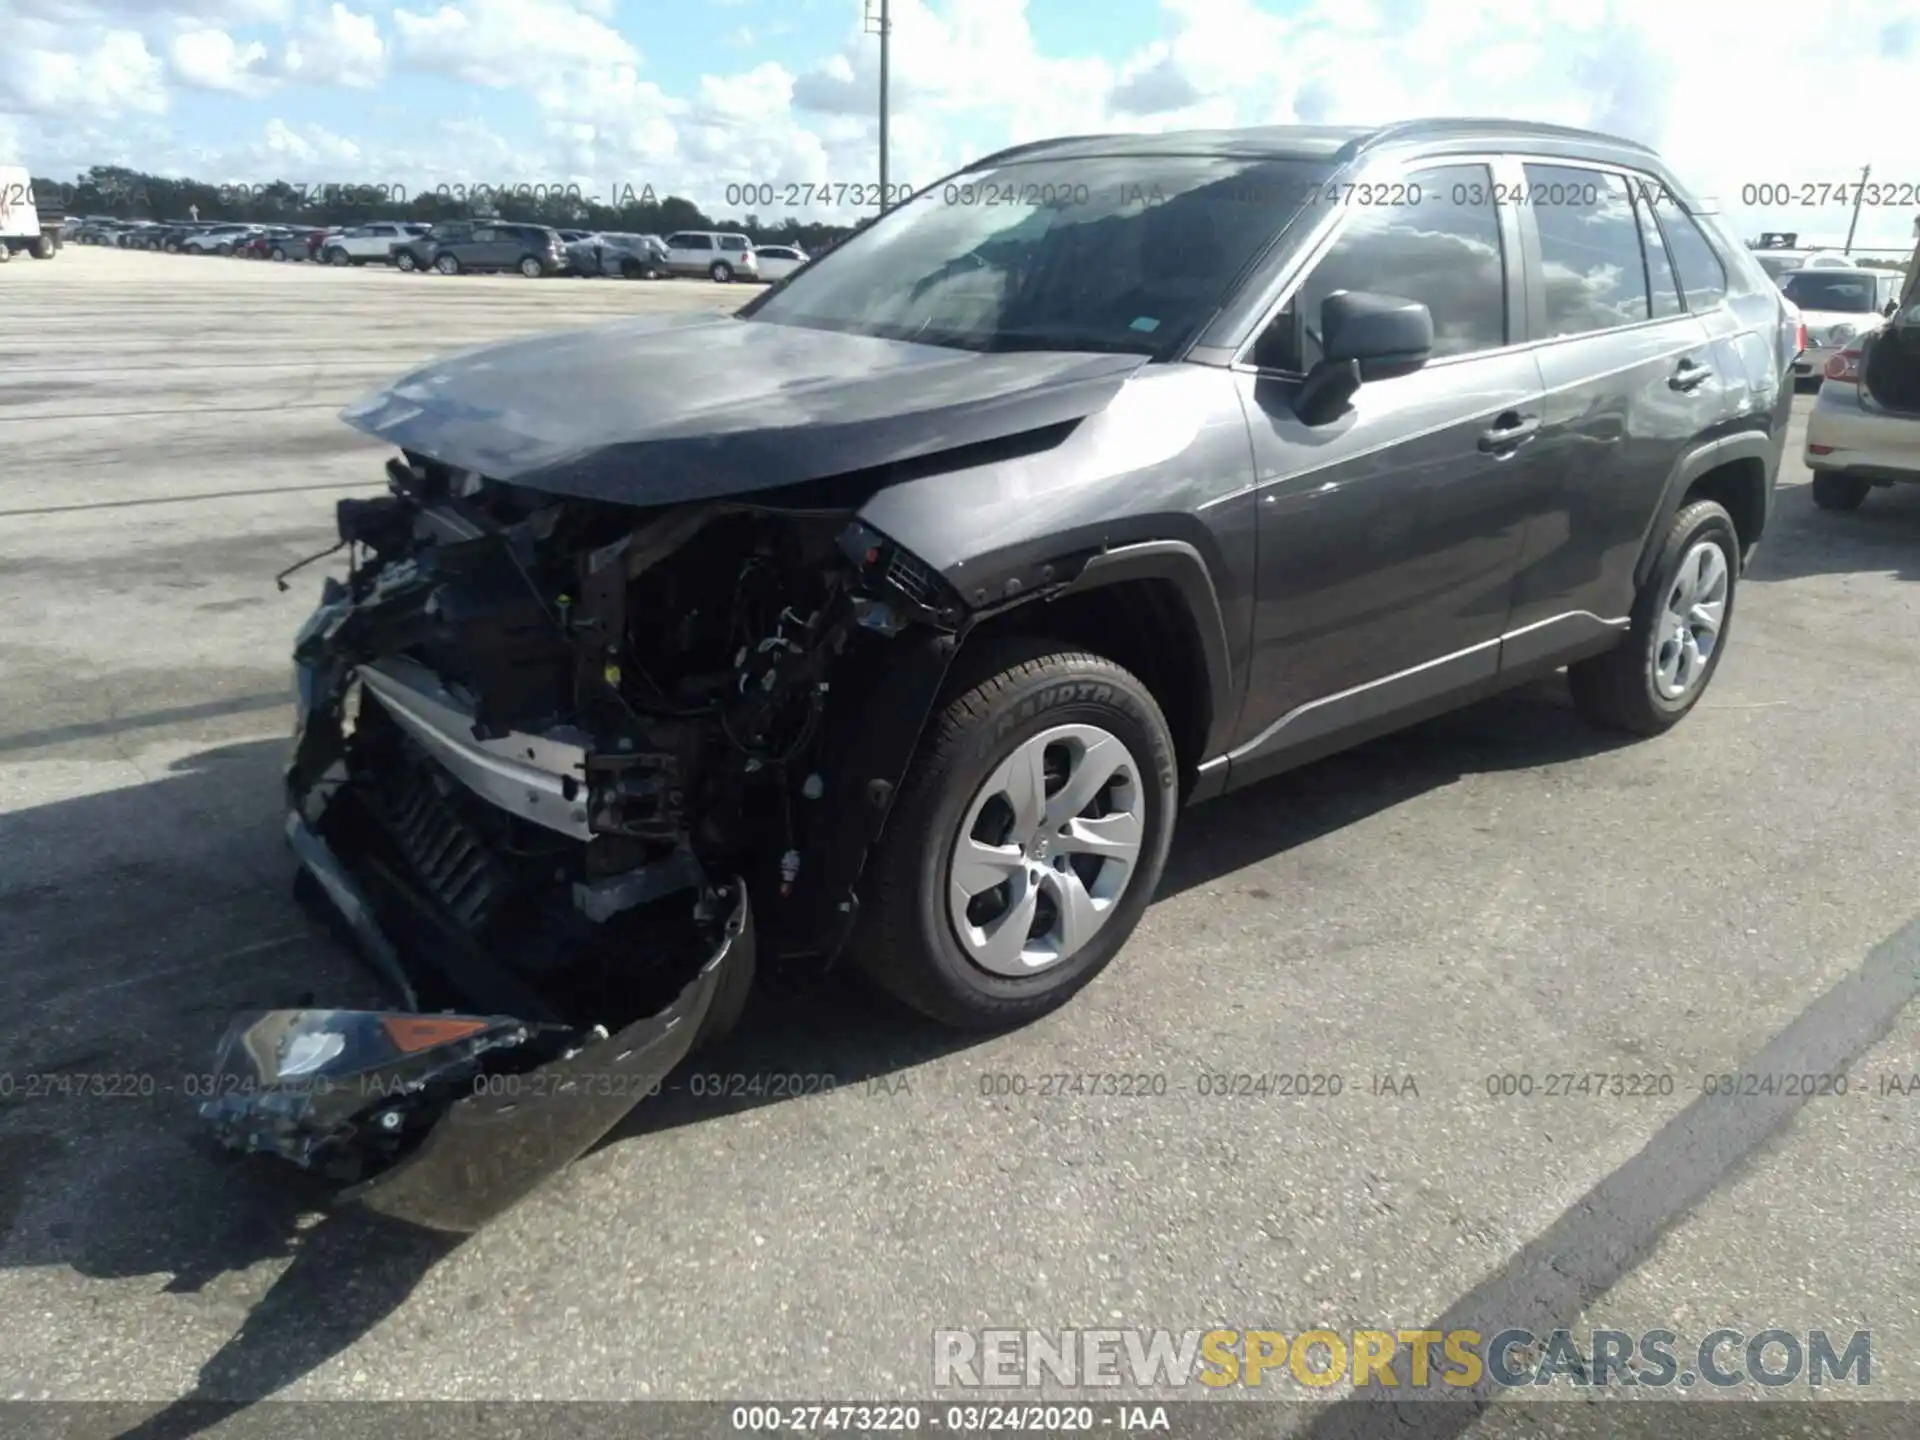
[947,723,1147,977]
[1653,539,1729,701]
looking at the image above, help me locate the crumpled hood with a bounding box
[339,311,1150,506]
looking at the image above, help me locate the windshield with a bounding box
[1780,271,1877,312]
[744,154,1331,357]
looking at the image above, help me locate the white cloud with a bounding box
[391,0,638,90]
[282,3,387,88]
[0,22,168,117]
[169,27,275,95]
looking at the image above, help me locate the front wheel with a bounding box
[270,247,287,262]
[30,235,55,259]
[850,640,1178,1031]
[1811,472,1871,512]
[326,247,351,267]
[215,242,234,256]
[1569,498,1738,736]
[394,250,418,272]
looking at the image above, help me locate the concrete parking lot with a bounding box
[4,247,1920,1432]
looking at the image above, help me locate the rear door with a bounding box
[1505,162,1725,636]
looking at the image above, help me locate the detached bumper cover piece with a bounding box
[205,811,754,1231]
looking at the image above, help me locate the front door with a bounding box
[1228,160,1552,783]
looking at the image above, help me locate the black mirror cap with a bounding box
[1322,290,1434,378]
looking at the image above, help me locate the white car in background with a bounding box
[661,230,759,282]
[180,223,256,255]
[1778,267,1902,386]
[752,244,808,281]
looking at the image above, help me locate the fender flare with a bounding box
[1053,539,1238,762]
[1633,429,1778,588]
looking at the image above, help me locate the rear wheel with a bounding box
[1811,471,1872,511]
[435,254,460,276]
[1569,498,1738,736]
[215,242,234,256]
[850,640,1179,1031]
[518,255,544,278]
[710,260,733,283]
[270,246,287,262]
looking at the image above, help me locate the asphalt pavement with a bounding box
[3,248,1919,1435]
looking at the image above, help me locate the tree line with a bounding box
[31,165,862,252]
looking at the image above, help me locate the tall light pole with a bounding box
[865,0,891,212]
[1844,162,1871,256]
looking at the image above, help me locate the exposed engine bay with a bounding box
[206,451,966,1228]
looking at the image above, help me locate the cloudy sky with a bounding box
[4,0,1919,249]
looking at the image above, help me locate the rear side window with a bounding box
[1646,189,1729,311]
[1526,165,1649,337]
[678,234,713,250]
[1258,162,1507,371]
[720,236,748,251]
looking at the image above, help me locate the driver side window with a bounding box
[1252,164,1508,373]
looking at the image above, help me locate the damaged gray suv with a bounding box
[210,119,1798,1228]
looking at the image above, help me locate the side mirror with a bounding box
[1885,299,1899,318]
[1294,291,1434,425]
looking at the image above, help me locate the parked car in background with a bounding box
[1778,267,1901,386]
[566,231,669,278]
[427,221,568,276]
[392,220,567,276]
[320,221,429,266]
[239,227,304,260]
[229,119,1799,1228]
[1804,241,1920,510]
[662,230,759,282]
[752,244,809,281]
[181,223,255,255]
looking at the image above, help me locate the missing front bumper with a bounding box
[204,814,754,1232]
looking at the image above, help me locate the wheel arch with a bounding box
[1634,430,1778,587]
[956,541,1234,795]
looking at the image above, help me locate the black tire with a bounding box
[710,260,733,283]
[270,247,287,262]
[435,253,460,276]
[30,235,55,259]
[850,639,1178,1031]
[620,257,641,279]
[394,250,417,272]
[1811,471,1871,512]
[518,255,544,278]
[326,247,350,266]
[1568,498,1739,737]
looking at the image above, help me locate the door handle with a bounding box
[1669,359,1712,392]
[1477,413,1541,452]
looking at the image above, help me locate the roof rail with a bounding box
[1337,117,1658,163]
[958,134,1123,172]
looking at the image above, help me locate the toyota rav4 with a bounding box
[208,119,1798,1229]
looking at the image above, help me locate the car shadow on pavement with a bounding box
[1742,478,1920,585]
[0,684,1633,1435]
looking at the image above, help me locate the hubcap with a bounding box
[1653,538,1730,701]
[947,723,1147,977]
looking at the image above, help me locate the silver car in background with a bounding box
[564,231,670,278]
[1804,251,1920,510]
[1779,267,1901,385]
